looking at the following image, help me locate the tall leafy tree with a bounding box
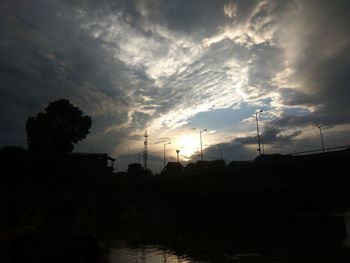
[26,99,92,155]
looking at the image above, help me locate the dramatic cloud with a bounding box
[1,0,350,171]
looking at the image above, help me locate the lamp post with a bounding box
[163,142,171,168]
[217,146,223,160]
[255,110,263,156]
[176,149,180,163]
[200,129,207,161]
[318,126,325,152]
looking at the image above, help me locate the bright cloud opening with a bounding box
[177,134,200,159]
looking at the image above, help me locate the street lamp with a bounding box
[318,126,325,152]
[200,129,207,161]
[255,110,263,156]
[176,149,180,163]
[163,142,171,168]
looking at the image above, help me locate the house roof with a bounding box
[70,152,116,161]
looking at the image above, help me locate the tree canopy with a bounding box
[127,163,144,177]
[26,99,92,155]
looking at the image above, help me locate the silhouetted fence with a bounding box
[291,145,350,156]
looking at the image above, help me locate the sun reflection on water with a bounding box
[110,245,193,263]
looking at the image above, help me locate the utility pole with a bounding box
[200,129,207,161]
[318,126,325,152]
[217,146,223,160]
[255,110,263,156]
[143,130,148,170]
[163,142,171,168]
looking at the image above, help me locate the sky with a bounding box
[1,0,350,172]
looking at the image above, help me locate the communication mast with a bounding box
[143,130,148,170]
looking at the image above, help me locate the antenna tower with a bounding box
[143,130,148,170]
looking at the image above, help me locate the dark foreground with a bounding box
[1,149,350,262]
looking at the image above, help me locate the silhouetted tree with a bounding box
[26,99,91,155]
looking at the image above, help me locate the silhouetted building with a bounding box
[184,160,226,175]
[161,162,184,176]
[67,153,116,177]
[228,160,253,167]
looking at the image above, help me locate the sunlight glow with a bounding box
[177,134,199,158]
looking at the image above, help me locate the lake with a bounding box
[109,237,350,263]
[106,217,350,263]
[2,215,350,262]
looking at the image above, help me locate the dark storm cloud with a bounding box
[0,0,190,161]
[218,0,350,160]
[261,126,302,145]
[154,0,288,40]
[235,125,301,146]
[273,0,350,128]
[245,43,285,100]
[0,0,150,152]
[276,88,316,107]
[198,141,255,162]
[155,0,232,37]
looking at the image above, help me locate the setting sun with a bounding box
[177,134,199,158]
